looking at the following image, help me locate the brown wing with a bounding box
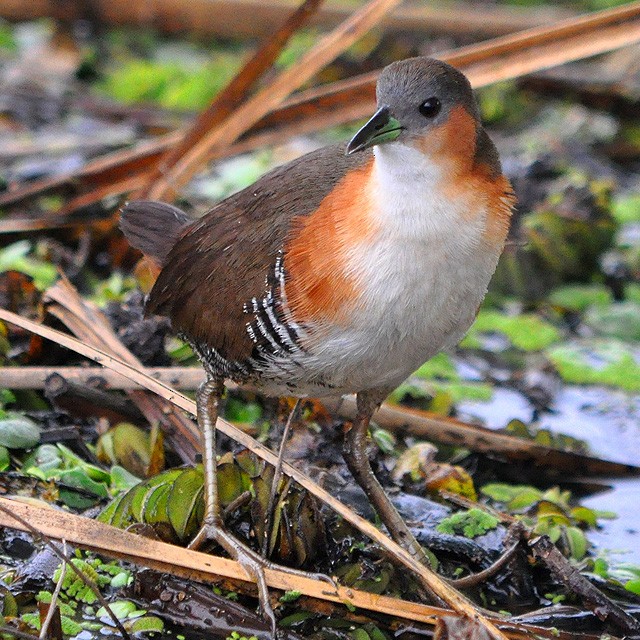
[147,142,371,364]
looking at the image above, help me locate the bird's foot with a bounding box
[188,521,337,638]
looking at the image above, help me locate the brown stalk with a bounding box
[2,365,637,478]
[0,497,584,640]
[0,306,506,637]
[2,1,640,215]
[145,0,405,200]
[138,0,325,197]
[0,0,573,39]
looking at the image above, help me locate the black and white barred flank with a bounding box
[192,252,305,382]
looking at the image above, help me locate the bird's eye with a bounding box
[419,97,441,118]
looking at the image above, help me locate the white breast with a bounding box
[257,144,504,398]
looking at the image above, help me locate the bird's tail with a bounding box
[119,200,191,267]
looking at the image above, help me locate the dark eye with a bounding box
[419,97,441,118]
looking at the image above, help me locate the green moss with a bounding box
[99,56,240,109]
[0,20,16,51]
[548,284,612,312]
[585,302,640,342]
[546,339,640,391]
[463,310,562,351]
[0,241,58,290]
[436,508,499,538]
[414,352,458,380]
[611,193,640,224]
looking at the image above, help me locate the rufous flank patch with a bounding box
[284,158,377,325]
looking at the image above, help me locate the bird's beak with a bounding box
[346,107,403,155]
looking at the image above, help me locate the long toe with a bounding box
[188,522,338,638]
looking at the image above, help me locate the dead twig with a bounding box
[528,537,640,635]
[139,0,326,197]
[39,540,67,640]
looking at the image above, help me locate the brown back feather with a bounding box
[147,143,371,363]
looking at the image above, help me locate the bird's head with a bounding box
[346,57,480,162]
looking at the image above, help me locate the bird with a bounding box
[120,56,515,631]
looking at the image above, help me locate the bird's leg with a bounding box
[262,398,301,557]
[189,380,335,637]
[189,378,280,635]
[343,389,431,567]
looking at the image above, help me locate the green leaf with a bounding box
[110,465,142,492]
[0,587,18,617]
[144,482,173,525]
[97,600,137,620]
[167,467,204,540]
[130,616,165,633]
[61,616,83,636]
[571,506,598,528]
[0,241,58,290]
[546,339,640,391]
[611,193,640,223]
[481,483,542,508]
[0,412,41,448]
[625,579,640,595]
[351,629,372,640]
[0,21,17,51]
[0,389,16,407]
[23,443,63,473]
[225,397,263,423]
[0,445,9,471]
[110,571,132,588]
[593,558,609,578]
[21,612,40,630]
[371,428,396,455]
[509,488,544,510]
[279,590,302,603]
[129,468,183,523]
[98,491,126,525]
[414,352,459,380]
[58,468,109,498]
[217,461,249,507]
[565,526,588,560]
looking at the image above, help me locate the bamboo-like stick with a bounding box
[0,496,576,639]
[146,0,405,199]
[1,365,636,477]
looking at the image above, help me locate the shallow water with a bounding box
[460,383,640,562]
